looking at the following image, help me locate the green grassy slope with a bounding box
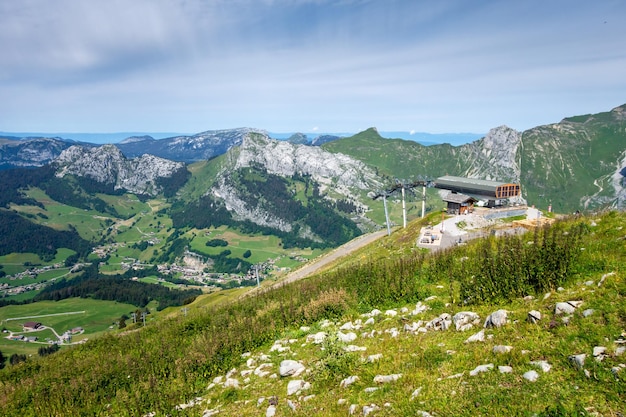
[0,211,623,416]
[321,128,470,180]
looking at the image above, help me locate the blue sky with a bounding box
[1,0,625,135]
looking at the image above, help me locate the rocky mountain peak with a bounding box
[55,144,185,196]
[462,125,522,183]
[233,133,381,190]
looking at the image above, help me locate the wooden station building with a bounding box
[435,175,521,214]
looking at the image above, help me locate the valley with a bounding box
[0,104,624,415]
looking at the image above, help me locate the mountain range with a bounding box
[0,104,625,263]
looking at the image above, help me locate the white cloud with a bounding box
[0,0,625,133]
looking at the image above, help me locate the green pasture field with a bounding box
[0,298,137,356]
[138,277,178,288]
[96,193,150,218]
[188,227,326,265]
[20,188,114,241]
[0,248,77,283]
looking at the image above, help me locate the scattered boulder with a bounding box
[530,360,551,373]
[340,375,359,388]
[582,309,595,317]
[593,346,607,362]
[373,373,402,384]
[363,404,379,416]
[426,313,452,331]
[337,331,357,343]
[484,310,508,328]
[287,380,310,396]
[555,301,582,315]
[569,354,586,370]
[307,331,327,344]
[340,321,354,330]
[469,363,494,376]
[279,360,305,377]
[266,405,276,417]
[366,353,383,363]
[224,378,239,389]
[523,370,539,382]
[385,309,398,317]
[464,329,485,343]
[492,345,513,354]
[411,302,430,315]
[527,310,542,324]
[344,345,367,352]
[410,387,423,400]
[452,311,480,331]
[498,366,513,373]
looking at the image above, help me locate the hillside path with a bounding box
[253,229,388,294]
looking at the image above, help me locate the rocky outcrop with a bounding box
[0,137,80,168]
[55,144,186,196]
[462,125,522,183]
[211,132,382,232]
[116,128,267,162]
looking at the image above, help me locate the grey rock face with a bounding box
[55,145,185,196]
[484,310,508,328]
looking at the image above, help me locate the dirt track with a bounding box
[278,229,388,286]
[243,229,388,297]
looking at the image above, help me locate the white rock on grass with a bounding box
[349,404,358,415]
[364,387,379,393]
[527,310,542,323]
[484,310,508,328]
[385,309,398,317]
[363,404,379,416]
[373,374,402,384]
[344,345,367,352]
[340,321,356,331]
[410,387,423,400]
[224,378,239,389]
[364,317,375,326]
[307,331,327,344]
[452,311,480,331]
[404,321,423,333]
[464,329,485,343]
[337,331,357,343]
[492,345,513,354]
[266,405,276,417]
[366,353,383,363]
[202,409,220,417]
[287,399,297,411]
[411,302,430,315]
[569,354,586,370]
[498,366,513,373]
[598,272,615,286]
[384,328,399,338]
[582,309,595,317]
[555,301,582,315]
[340,375,360,388]
[616,346,626,356]
[523,370,539,382]
[279,360,305,377]
[254,363,273,378]
[426,313,452,331]
[593,346,607,361]
[530,360,552,373]
[287,380,310,396]
[469,363,494,376]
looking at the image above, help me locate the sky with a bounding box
[1,0,625,136]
